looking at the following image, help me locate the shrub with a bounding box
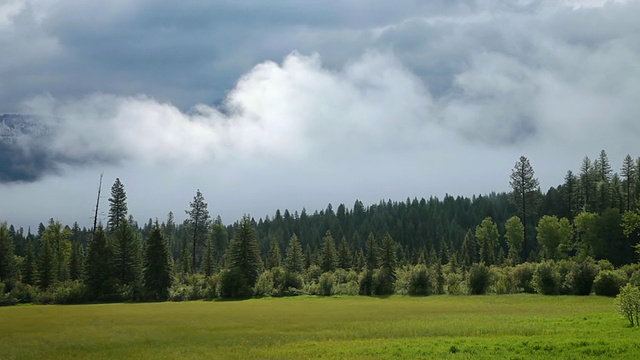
[393,267,411,295]
[468,263,491,295]
[533,260,561,295]
[374,268,396,295]
[614,284,640,327]
[359,269,377,296]
[409,264,433,296]
[254,270,275,297]
[333,281,359,295]
[305,265,322,283]
[593,270,627,297]
[9,282,37,303]
[318,272,336,296]
[597,259,614,271]
[35,281,89,304]
[555,260,574,295]
[443,264,464,295]
[218,268,252,298]
[564,258,599,295]
[513,262,537,293]
[492,267,515,294]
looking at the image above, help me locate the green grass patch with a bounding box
[1,294,639,359]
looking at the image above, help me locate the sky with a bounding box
[1,0,640,229]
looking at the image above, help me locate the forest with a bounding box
[2,149,640,304]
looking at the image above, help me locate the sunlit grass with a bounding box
[1,295,639,359]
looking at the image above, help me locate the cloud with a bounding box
[3,0,640,228]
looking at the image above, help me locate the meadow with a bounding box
[0,294,638,359]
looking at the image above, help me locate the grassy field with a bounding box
[1,294,638,359]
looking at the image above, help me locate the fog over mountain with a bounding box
[1,0,639,228]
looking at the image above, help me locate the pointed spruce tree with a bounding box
[227,215,261,288]
[108,178,128,232]
[337,236,352,270]
[364,232,379,270]
[285,234,304,274]
[319,231,338,273]
[85,225,115,298]
[621,154,637,212]
[143,223,172,301]
[111,219,141,286]
[0,222,17,289]
[377,233,397,294]
[266,238,282,269]
[22,240,36,286]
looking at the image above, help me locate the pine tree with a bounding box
[364,232,378,270]
[203,237,215,277]
[108,178,128,231]
[595,150,612,212]
[460,229,476,269]
[285,234,304,274]
[621,154,637,212]
[266,238,282,269]
[337,236,352,270]
[69,239,84,281]
[509,156,540,260]
[143,223,172,300]
[226,215,262,288]
[580,156,596,212]
[85,225,115,297]
[562,170,580,219]
[185,189,211,272]
[319,231,338,273]
[0,222,17,287]
[22,240,36,285]
[111,220,141,286]
[379,233,397,275]
[37,234,57,289]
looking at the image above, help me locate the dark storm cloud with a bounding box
[2,0,640,228]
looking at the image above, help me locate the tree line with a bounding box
[2,150,640,304]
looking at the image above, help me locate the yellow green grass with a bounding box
[1,295,639,359]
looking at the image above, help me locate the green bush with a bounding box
[254,270,275,297]
[358,269,377,296]
[409,264,433,296]
[255,267,304,297]
[374,268,396,295]
[564,258,599,295]
[35,281,89,304]
[468,263,491,295]
[555,260,574,295]
[8,282,37,303]
[513,262,537,293]
[443,265,464,295]
[333,281,359,295]
[218,268,252,298]
[318,272,335,296]
[614,284,640,327]
[593,270,627,297]
[533,260,561,295]
[305,265,322,283]
[492,267,515,294]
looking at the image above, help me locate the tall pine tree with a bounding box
[185,189,211,272]
[509,156,540,260]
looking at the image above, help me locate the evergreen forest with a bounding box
[2,150,640,304]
